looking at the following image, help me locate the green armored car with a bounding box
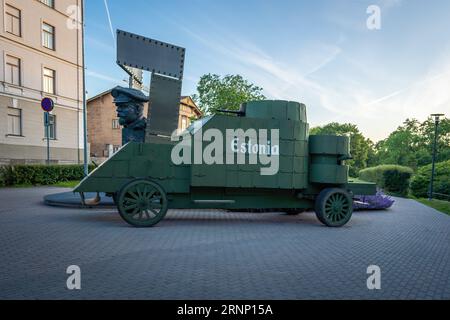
[74,100,376,228]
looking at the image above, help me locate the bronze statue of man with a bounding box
[111,86,148,145]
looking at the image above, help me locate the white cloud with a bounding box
[86,70,122,84]
[180,25,339,104]
[85,36,115,53]
[317,54,450,141]
[178,21,448,142]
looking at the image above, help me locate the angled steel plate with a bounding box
[146,73,182,137]
[117,29,185,79]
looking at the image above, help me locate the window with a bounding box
[5,4,21,36]
[181,116,188,130]
[40,0,54,8]
[44,114,56,139]
[113,145,120,153]
[42,23,55,50]
[5,55,21,85]
[7,107,22,136]
[103,146,109,157]
[112,119,120,129]
[43,67,55,94]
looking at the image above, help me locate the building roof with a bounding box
[87,89,112,103]
[180,96,202,116]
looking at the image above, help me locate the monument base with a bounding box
[43,192,115,209]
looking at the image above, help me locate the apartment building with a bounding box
[0,0,84,164]
[87,89,202,162]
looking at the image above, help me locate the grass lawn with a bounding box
[6,180,80,189]
[53,180,80,188]
[415,198,450,216]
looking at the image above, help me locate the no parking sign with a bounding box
[41,97,54,112]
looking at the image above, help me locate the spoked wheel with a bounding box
[315,188,353,227]
[117,179,168,227]
[111,192,118,206]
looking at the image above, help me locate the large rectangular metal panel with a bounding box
[146,73,182,137]
[117,29,185,79]
[189,115,300,189]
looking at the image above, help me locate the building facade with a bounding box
[0,0,84,164]
[87,89,202,162]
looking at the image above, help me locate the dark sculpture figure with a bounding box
[111,86,148,144]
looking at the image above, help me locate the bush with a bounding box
[410,160,450,199]
[0,164,94,187]
[359,165,414,196]
[0,166,14,187]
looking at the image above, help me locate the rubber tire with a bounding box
[112,192,118,206]
[314,188,353,227]
[117,178,168,228]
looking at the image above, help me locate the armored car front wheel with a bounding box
[117,179,168,227]
[315,188,353,227]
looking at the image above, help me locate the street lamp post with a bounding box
[428,113,445,201]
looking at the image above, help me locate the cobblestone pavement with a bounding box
[0,187,449,300]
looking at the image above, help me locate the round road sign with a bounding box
[41,97,54,112]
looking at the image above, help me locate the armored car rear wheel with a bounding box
[315,188,353,227]
[117,179,168,227]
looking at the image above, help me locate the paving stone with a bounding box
[0,187,449,299]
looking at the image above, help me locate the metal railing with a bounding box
[431,192,450,200]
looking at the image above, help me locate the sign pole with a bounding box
[41,97,54,166]
[46,111,50,165]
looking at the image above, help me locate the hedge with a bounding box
[0,164,95,187]
[410,160,450,199]
[359,165,414,196]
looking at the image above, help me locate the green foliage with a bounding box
[192,74,265,115]
[310,117,449,175]
[382,168,414,197]
[310,122,374,177]
[410,160,450,199]
[0,166,13,187]
[376,118,450,169]
[0,165,94,187]
[359,165,414,196]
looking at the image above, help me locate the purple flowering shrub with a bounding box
[353,190,395,211]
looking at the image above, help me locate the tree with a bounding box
[375,117,450,169]
[310,123,374,177]
[366,139,380,168]
[192,74,265,115]
[375,129,417,168]
[418,117,450,165]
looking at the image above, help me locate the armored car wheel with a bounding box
[117,179,168,227]
[111,192,118,206]
[315,188,353,227]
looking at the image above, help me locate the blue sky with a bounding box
[85,0,450,141]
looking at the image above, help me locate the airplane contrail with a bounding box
[366,70,450,106]
[103,0,115,46]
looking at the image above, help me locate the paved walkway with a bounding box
[0,187,449,299]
